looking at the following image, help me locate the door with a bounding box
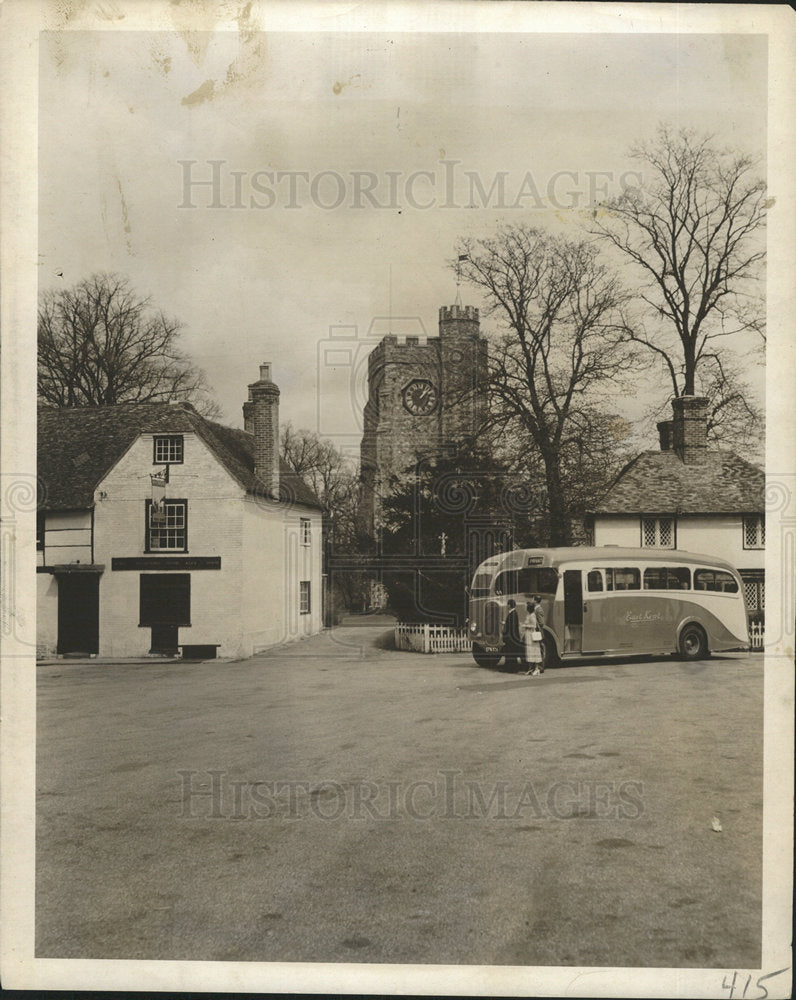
[562,570,583,653]
[57,574,100,654]
[139,574,190,654]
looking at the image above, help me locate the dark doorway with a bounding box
[563,569,583,654]
[139,574,190,654]
[57,573,100,655]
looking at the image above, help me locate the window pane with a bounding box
[643,567,666,589]
[694,569,715,590]
[587,570,603,592]
[149,501,186,551]
[715,571,738,593]
[744,518,757,546]
[642,518,657,547]
[471,573,492,597]
[614,568,640,590]
[659,518,672,547]
[668,567,690,589]
[517,567,559,596]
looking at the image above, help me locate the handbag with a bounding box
[531,630,543,642]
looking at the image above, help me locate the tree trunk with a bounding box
[541,449,572,547]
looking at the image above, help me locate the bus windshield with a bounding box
[470,573,493,598]
[494,567,558,597]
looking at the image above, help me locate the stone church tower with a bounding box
[359,304,488,534]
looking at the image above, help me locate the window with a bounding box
[471,573,493,598]
[300,518,311,546]
[743,578,765,612]
[642,516,674,548]
[153,435,184,464]
[495,567,559,597]
[139,574,191,626]
[694,569,739,593]
[146,499,188,552]
[605,567,640,591]
[300,580,311,614]
[743,515,765,549]
[643,567,691,590]
[587,570,603,592]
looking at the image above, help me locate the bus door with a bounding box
[563,570,583,653]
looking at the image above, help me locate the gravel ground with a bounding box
[36,624,763,968]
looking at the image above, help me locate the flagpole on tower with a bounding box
[455,253,468,306]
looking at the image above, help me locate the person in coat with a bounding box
[501,599,523,671]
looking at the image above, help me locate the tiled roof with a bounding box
[38,403,323,512]
[591,450,764,515]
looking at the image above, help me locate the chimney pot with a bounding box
[657,420,673,451]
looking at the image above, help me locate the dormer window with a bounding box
[153,435,184,464]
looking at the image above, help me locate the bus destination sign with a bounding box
[526,556,544,566]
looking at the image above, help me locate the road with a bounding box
[36,621,763,968]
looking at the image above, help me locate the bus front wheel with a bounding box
[679,624,709,661]
[472,643,501,669]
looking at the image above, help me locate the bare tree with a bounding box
[38,273,221,417]
[280,422,361,549]
[589,125,767,397]
[457,225,638,546]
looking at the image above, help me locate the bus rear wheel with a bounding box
[472,643,501,669]
[679,624,709,660]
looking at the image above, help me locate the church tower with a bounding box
[359,303,488,535]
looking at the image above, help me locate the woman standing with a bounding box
[521,598,545,676]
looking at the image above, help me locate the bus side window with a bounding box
[587,570,603,592]
[669,567,691,589]
[643,567,666,589]
[614,567,640,591]
[715,570,738,593]
[694,569,714,591]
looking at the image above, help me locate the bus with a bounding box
[467,547,749,668]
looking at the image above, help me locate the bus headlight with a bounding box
[469,620,479,635]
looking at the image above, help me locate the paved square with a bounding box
[36,625,762,967]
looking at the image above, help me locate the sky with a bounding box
[38,26,768,459]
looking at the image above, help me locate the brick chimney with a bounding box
[244,362,280,496]
[671,395,708,465]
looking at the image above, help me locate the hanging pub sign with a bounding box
[150,467,169,524]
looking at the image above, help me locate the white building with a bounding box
[37,365,324,659]
[587,396,765,625]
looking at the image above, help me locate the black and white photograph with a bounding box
[1,1,794,995]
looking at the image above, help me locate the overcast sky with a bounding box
[38,28,767,456]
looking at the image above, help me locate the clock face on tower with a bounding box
[402,378,439,416]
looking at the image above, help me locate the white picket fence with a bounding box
[394,623,472,654]
[395,621,765,654]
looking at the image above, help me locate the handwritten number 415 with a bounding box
[722,969,790,999]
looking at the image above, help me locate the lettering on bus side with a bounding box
[625,610,663,623]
